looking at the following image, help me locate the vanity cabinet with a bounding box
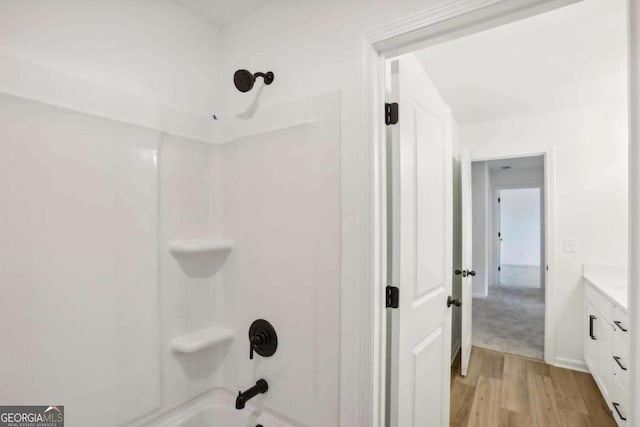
[584,278,629,426]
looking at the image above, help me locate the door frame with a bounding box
[360,2,604,426]
[470,151,554,366]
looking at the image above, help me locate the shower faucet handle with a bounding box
[249,330,269,360]
[248,319,278,360]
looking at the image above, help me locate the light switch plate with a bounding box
[564,238,576,253]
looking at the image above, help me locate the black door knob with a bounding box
[467,270,476,277]
[447,296,462,307]
[454,269,462,275]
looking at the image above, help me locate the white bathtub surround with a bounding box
[0,93,162,426]
[216,92,342,426]
[169,238,234,277]
[143,388,297,427]
[170,326,235,354]
[169,238,234,255]
[0,50,342,424]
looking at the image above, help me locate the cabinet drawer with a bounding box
[612,306,630,340]
[610,376,628,426]
[612,331,630,390]
[585,282,614,323]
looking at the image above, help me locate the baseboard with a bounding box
[552,356,589,373]
[451,340,461,364]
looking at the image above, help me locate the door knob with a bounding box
[467,270,476,277]
[447,296,462,307]
[454,269,462,275]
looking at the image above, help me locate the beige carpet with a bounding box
[472,285,544,359]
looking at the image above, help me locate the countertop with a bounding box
[583,265,628,312]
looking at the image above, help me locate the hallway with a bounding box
[473,286,544,359]
[450,348,616,426]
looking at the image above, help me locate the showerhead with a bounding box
[234,69,274,93]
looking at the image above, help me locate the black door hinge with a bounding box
[498,266,501,272]
[498,197,501,203]
[498,232,501,237]
[386,285,399,308]
[385,102,399,125]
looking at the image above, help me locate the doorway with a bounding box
[369,0,632,426]
[498,188,542,288]
[473,156,546,360]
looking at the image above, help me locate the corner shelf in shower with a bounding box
[168,238,234,255]
[170,326,235,354]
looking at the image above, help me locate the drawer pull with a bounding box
[614,320,628,332]
[589,315,596,340]
[613,356,627,371]
[612,402,627,421]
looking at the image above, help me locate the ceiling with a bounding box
[175,0,270,27]
[414,0,627,124]
[486,156,544,171]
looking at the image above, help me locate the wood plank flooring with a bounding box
[451,347,616,427]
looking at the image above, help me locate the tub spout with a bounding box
[236,379,268,410]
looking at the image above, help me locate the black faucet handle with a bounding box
[248,319,278,360]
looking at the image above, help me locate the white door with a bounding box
[388,55,452,427]
[460,150,473,376]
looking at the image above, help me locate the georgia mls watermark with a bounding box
[0,406,64,427]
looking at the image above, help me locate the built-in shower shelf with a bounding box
[170,326,235,354]
[169,238,234,255]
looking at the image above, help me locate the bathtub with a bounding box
[145,388,299,427]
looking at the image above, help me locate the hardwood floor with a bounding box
[450,347,616,427]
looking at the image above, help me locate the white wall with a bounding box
[0,1,223,116]
[499,188,541,266]
[471,161,490,298]
[491,167,545,188]
[461,101,628,366]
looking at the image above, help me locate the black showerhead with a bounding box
[234,69,274,93]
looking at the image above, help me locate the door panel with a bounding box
[416,107,445,299]
[388,54,452,427]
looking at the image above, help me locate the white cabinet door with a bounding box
[387,54,453,427]
[597,317,613,400]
